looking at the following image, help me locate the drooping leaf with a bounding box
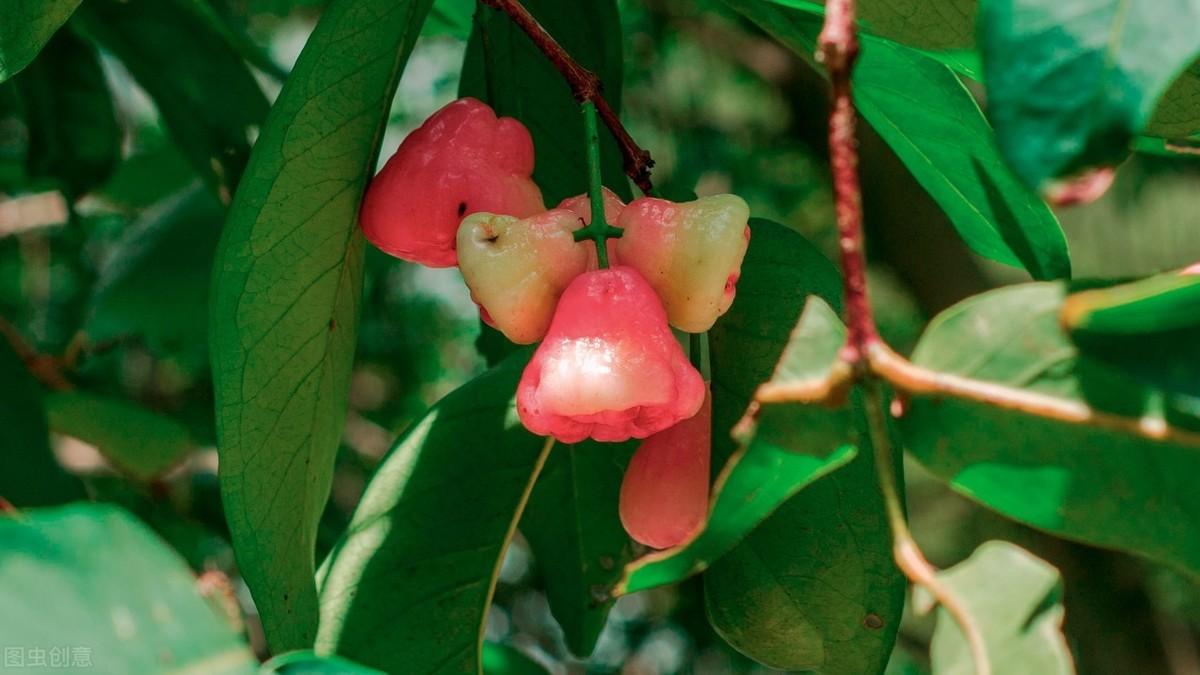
[980,0,1200,188]
[316,353,548,674]
[694,218,902,672]
[725,0,1070,280]
[263,651,385,674]
[0,338,84,507]
[0,0,82,82]
[88,184,223,369]
[210,0,434,651]
[520,439,637,657]
[7,27,119,197]
[44,391,196,481]
[615,298,858,596]
[460,0,629,204]
[0,504,258,674]
[702,302,903,674]
[902,282,1200,576]
[914,541,1074,675]
[72,0,270,198]
[1062,273,1200,399]
[481,643,550,675]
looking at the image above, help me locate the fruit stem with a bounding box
[574,100,623,268]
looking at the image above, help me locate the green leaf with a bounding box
[520,439,637,657]
[0,504,258,674]
[614,298,858,596]
[88,185,223,369]
[1146,65,1200,139]
[263,651,385,674]
[7,27,119,197]
[317,354,549,674]
[0,0,82,82]
[915,541,1073,675]
[980,0,1200,188]
[481,643,549,675]
[44,391,196,481]
[210,0,434,651]
[425,0,475,39]
[0,339,84,507]
[72,0,270,198]
[460,0,629,204]
[693,218,902,673]
[902,282,1200,576]
[1062,273,1200,399]
[725,0,1070,281]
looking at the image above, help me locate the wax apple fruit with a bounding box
[615,195,751,332]
[457,210,589,344]
[359,97,544,267]
[517,266,705,443]
[557,187,625,268]
[619,391,711,549]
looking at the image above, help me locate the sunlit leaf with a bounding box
[210,0,434,651]
[317,353,549,674]
[0,504,258,674]
[903,283,1200,576]
[914,541,1074,675]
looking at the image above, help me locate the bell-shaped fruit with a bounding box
[359,97,544,267]
[615,195,751,332]
[620,390,711,549]
[457,210,589,344]
[557,187,625,269]
[517,266,705,443]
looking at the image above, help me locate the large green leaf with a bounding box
[916,542,1073,675]
[615,298,858,596]
[316,354,548,674]
[459,0,629,204]
[520,439,637,657]
[210,0,434,651]
[481,643,550,675]
[0,338,83,507]
[0,504,257,674]
[0,0,82,82]
[1062,274,1200,399]
[6,27,118,197]
[73,0,269,197]
[726,0,1070,281]
[903,283,1200,575]
[88,185,223,369]
[1146,65,1200,139]
[698,219,903,672]
[45,391,196,482]
[980,0,1200,188]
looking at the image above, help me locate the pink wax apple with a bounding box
[557,187,626,269]
[616,194,751,332]
[359,97,544,267]
[619,390,711,549]
[517,266,705,443]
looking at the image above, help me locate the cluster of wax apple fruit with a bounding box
[359,98,751,549]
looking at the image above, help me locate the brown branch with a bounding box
[0,316,71,391]
[869,342,1200,447]
[477,0,655,194]
[817,0,878,367]
[815,5,990,674]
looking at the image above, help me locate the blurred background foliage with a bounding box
[2,0,1200,672]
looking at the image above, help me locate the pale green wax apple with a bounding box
[615,194,751,333]
[456,210,589,344]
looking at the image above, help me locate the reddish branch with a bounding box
[477,0,655,194]
[0,316,71,391]
[817,0,878,366]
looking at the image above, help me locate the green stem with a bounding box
[574,101,622,268]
